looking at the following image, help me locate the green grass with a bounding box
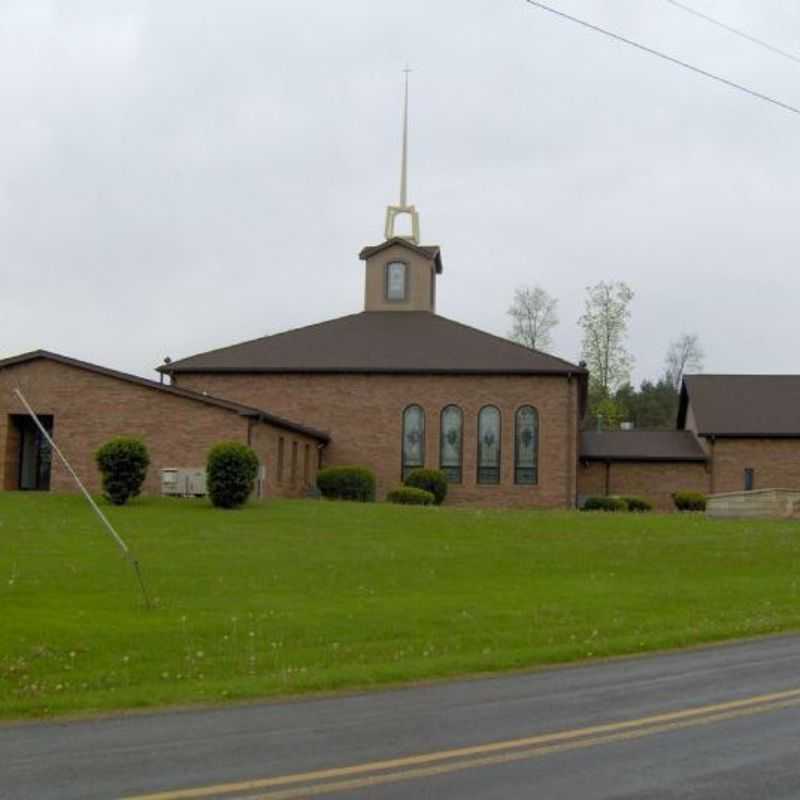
[2,493,800,720]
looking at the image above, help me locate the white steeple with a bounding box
[384,66,421,244]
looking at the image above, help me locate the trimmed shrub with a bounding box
[582,496,628,512]
[672,491,707,512]
[404,468,448,505]
[387,486,435,506]
[317,466,376,502]
[207,442,259,509]
[95,437,150,506]
[621,496,653,512]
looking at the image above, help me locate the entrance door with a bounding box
[13,415,53,491]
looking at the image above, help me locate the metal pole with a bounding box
[13,387,151,609]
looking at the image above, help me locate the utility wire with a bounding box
[523,0,800,116]
[664,0,800,66]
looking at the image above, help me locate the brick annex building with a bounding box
[3,227,800,510]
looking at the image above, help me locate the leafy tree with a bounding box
[507,286,559,351]
[579,281,634,396]
[586,379,679,431]
[664,333,704,392]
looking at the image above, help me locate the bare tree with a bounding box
[579,281,634,396]
[664,333,704,392]
[507,286,559,351]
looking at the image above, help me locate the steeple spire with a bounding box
[385,66,421,244]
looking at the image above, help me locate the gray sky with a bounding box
[3,0,800,384]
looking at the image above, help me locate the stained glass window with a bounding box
[386,262,407,301]
[402,404,425,480]
[439,405,463,484]
[477,406,501,484]
[515,406,538,485]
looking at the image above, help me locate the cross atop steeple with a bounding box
[385,66,421,244]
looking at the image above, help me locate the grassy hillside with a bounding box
[2,493,800,719]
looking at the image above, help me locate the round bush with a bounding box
[317,466,376,502]
[672,491,707,512]
[621,496,653,512]
[95,438,150,506]
[387,486,435,506]
[207,442,259,509]
[404,468,448,505]
[581,496,628,512]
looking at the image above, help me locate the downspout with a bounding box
[709,435,716,495]
[566,372,575,508]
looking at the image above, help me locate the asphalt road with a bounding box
[4,635,800,799]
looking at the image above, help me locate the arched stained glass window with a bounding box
[402,404,425,480]
[515,406,539,485]
[477,406,501,485]
[439,405,463,484]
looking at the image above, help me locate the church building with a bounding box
[2,78,800,510]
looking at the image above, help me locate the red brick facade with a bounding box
[174,372,582,508]
[708,438,800,495]
[5,356,800,512]
[577,460,711,511]
[0,359,321,499]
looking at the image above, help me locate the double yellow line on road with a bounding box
[125,686,800,800]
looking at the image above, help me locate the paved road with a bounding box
[4,635,800,799]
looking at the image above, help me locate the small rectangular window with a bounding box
[277,437,285,484]
[744,468,754,491]
[304,443,311,485]
[386,262,407,301]
[291,441,298,485]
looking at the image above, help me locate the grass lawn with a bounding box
[2,493,800,720]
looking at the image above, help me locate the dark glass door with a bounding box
[16,416,53,491]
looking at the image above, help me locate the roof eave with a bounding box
[162,366,587,377]
[580,455,708,463]
[698,432,800,439]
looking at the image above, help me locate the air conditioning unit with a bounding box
[161,468,207,497]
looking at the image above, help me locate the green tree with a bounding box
[579,281,634,397]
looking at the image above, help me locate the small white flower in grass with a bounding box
[196,651,204,659]
[162,672,169,679]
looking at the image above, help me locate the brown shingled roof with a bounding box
[159,311,587,379]
[580,430,707,462]
[0,350,329,442]
[358,238,443,273]
[679,375,800,437]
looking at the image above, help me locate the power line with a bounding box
[664,0,800,66]
[523,0,800,116]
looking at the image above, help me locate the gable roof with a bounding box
[580,430,707,462]
[679,374,800,438]
[359,238,443,273]
[160,311,587,379]
[0,350,329,442]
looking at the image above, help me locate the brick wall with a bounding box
[577,460,711,511]
[248,421,320,499]
[710,438,800,494]
[0,359,320,500]
[175,372,581,508]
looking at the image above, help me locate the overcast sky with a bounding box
[3,0,800,384]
